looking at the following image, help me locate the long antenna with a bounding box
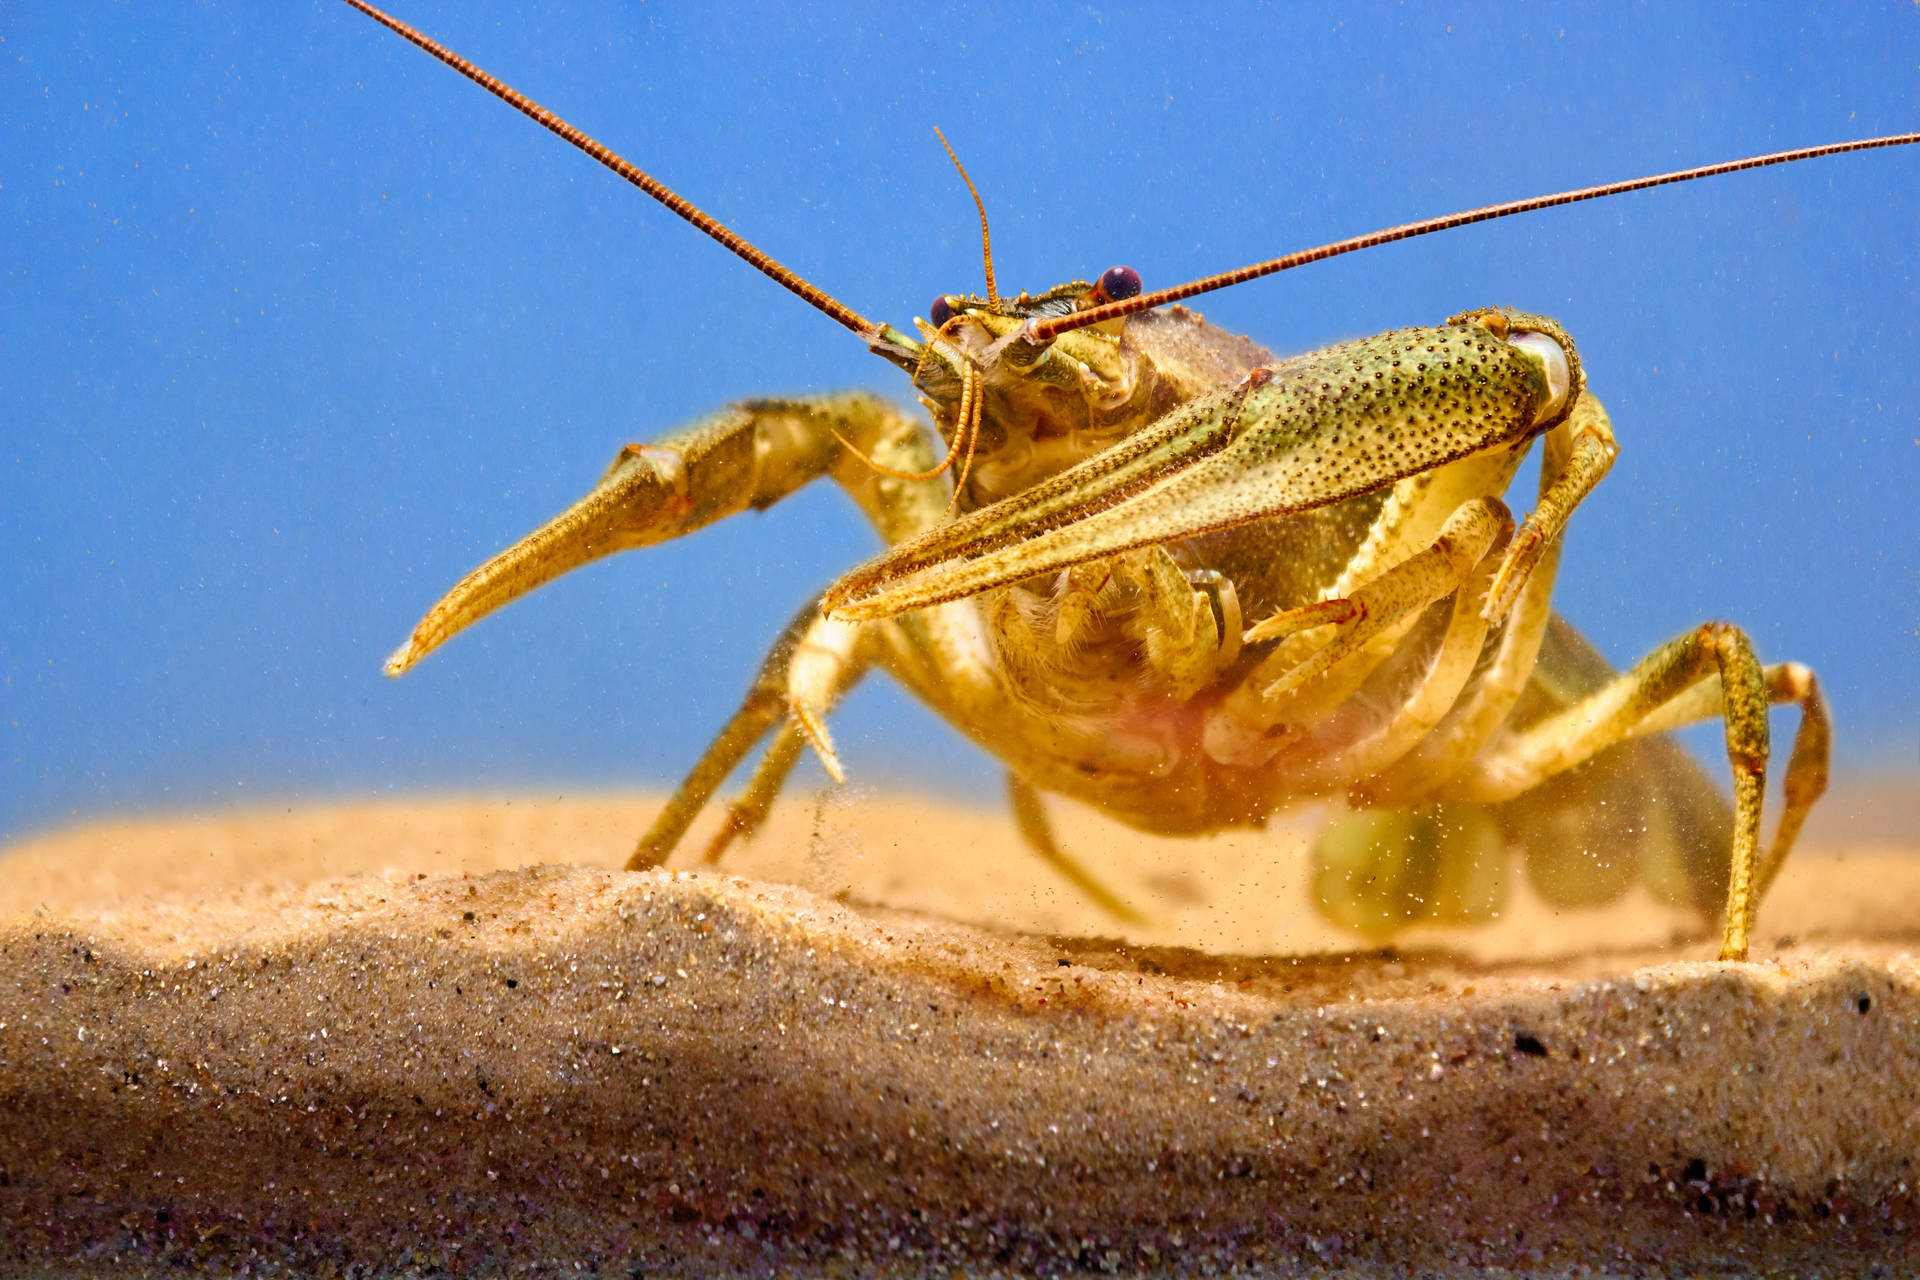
[338,0,879,341]
[1030,133,1920,343]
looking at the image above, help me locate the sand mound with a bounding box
[2,793,1917,1277]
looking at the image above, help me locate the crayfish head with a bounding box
[904,272,1160,509]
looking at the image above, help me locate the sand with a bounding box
[2,788,1917,1278]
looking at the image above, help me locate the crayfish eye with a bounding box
[929,295,958,328]
[1094,265,1142,304]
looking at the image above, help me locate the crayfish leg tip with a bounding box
[809,741,848,785]
[1478,579,1524,627]
[811,732,848,785]
[626,844,670,873]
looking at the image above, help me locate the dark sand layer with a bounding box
[2,792,1918,1277]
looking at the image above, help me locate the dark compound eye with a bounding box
[1096,265,1142,304]
[929,295,957,328]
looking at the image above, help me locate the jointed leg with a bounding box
[1243,497,1514,697]
[1204,497,1512,770]
[1481,394,1618,622]
[1286,525,1514,793]
[616,397,952,870]
[698,724,807,865]
[1355,405,1591,805]
[1757,664,1830,896]
[1005,772,1147,924]
[1449,622,1828,959]
[696,611,874,865]
[629,693,787,869]
[1614,659,1831,899]
[628,601,870,869]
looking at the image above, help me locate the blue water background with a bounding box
[5,2,1916,839]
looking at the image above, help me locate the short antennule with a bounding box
[934,128,1000,312]
[1031,132,1920,343]
[338,0,878,341]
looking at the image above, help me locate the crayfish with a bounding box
[351,0,1915,960]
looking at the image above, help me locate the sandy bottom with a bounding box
[2,788,1917,1277]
